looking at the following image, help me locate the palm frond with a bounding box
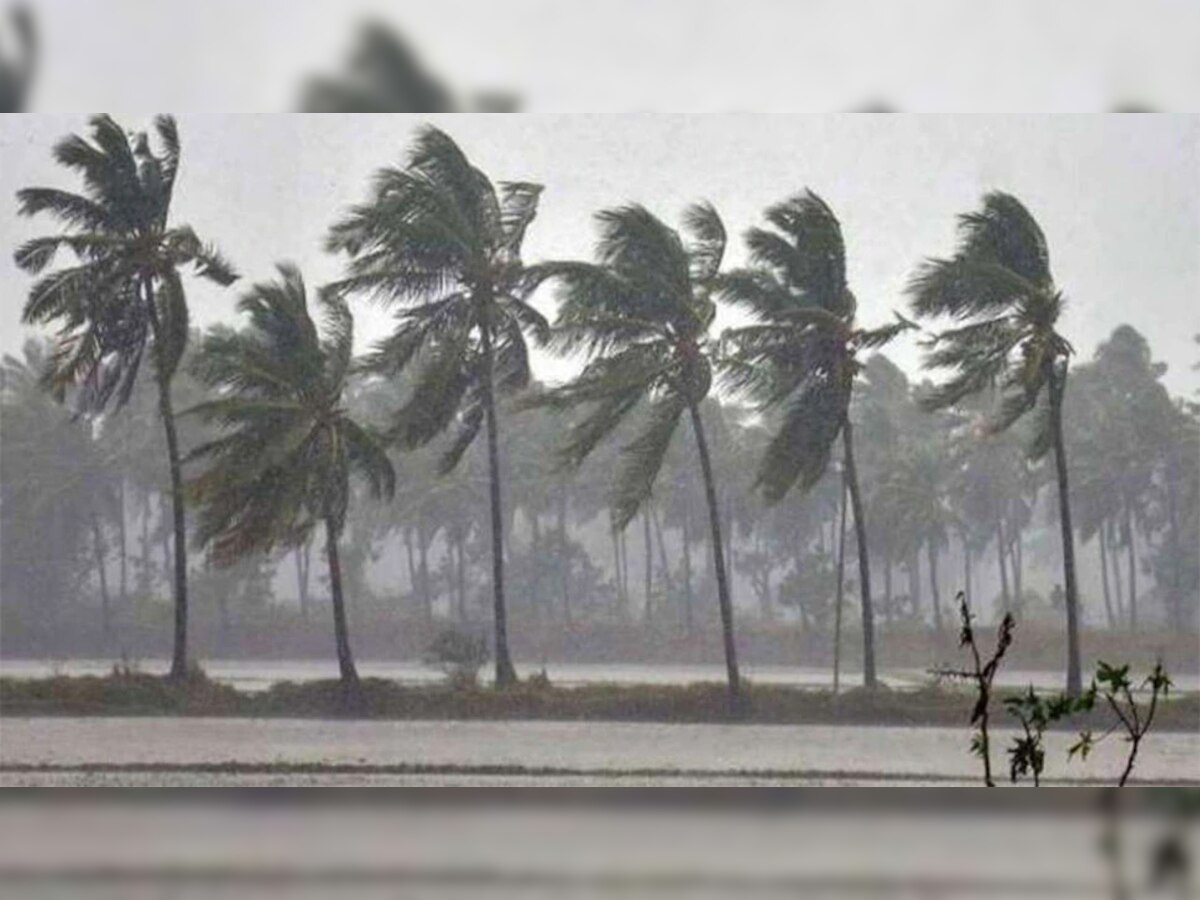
[611,393,687,528]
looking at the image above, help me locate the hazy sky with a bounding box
[1,114,1197,396]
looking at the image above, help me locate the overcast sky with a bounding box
[1,114,1197,396]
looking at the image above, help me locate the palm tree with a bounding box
[721,190,910,689]
[14,114,237,679]
[186,264,395,693]
[326,126,548,686]
[530,203,744,701]
[906,192,1083,695]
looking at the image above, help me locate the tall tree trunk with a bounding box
[642,507,654,623]
[1164,457,1184,630]
[1124,504,1138,633]
[403,528,417,610]
[117,478,128,607]
[651,502,674,605]
[833,470,849,695]
[1098,533,1116,629]
[927,541,944,635]
[688,402,741,702]
[324,515,359,688]
[681,509,695,635]
[907,550,921,621]
[143,278,190,681]
[1049,366,1083,697]
[139,492,151,595]
[842,421,877,689]
[996,519,1012,617]
[479,313,517,686]
[611,526,625,612]
[90,512,110,641]
[962,532,973,608]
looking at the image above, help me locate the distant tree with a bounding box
[187,264,395,694]
[15,114,237,678]
[531,202,745,702]
[908,192,1083,695]
[0,3,34,113]
[326,126,548,686]
[721,190,911,688]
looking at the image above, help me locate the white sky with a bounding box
[1,114,1197,396]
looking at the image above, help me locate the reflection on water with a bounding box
[3,717,1197,785]
[4,658,1196,693]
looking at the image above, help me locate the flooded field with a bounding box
[3,717,1197,786]
[4,658,1195,693]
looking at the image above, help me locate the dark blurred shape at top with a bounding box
[0,3,34,113]
[300,19,519,113]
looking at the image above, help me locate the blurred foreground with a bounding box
[0,792,1194,897]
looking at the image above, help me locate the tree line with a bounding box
[4,116,1197,702]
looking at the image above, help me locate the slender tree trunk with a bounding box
[611,526,625,612]
[324,515,359,689]
[90,512,110,641]
[139,492,151,595]
[962,533,973,608]
[1008,526,1024,608]
[642,507,654,623]
[1098,534,1116,630]
[927,541,944,635]
[842,421,877,689]
[1165,458,1184,630]
[681,510,695,635]
[143,278,190,681]
[907,550,921,621]
[724,494,735,597]
[688,402,741,702]
[1050,367,1083,697]
[294,542,311,621]
[1124,504,1138,633]
[833,471,849,695]
[117,479,128,607]
[479,312,517,686]
[996,519,1012,617]
[403,528,417,611]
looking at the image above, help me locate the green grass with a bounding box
[2,669,1197,730]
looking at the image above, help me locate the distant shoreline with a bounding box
[3,672,1197,731]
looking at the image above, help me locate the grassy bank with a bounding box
[3,670,1198,730]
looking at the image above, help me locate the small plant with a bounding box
[1003,686,1092,786]
[930,590,1015,787]
[1070,661,1172,787]
[424,629,491,688]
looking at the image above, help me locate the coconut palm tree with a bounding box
[186,264,395,693]
[720,190,911,689]
[326,125,548,686]
[14,114,237,679]
[530,203,744,701]
[906,191,1083,695]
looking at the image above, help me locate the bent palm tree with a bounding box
[906,191,1082,695]
[721,190,910,689]
[14,114,237,679]
[326,126,548,686]
[530,203,743,701]
[186,264,395,692]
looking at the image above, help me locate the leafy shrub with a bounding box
[424,629,490,687]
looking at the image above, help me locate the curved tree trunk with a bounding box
[833,472,848,695]
[143,278,190,681]
[1050,367,1082,697]
[688,402,741,702]
[842,420,877,689]
[479,315,517,686]
[324,515,360,690]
